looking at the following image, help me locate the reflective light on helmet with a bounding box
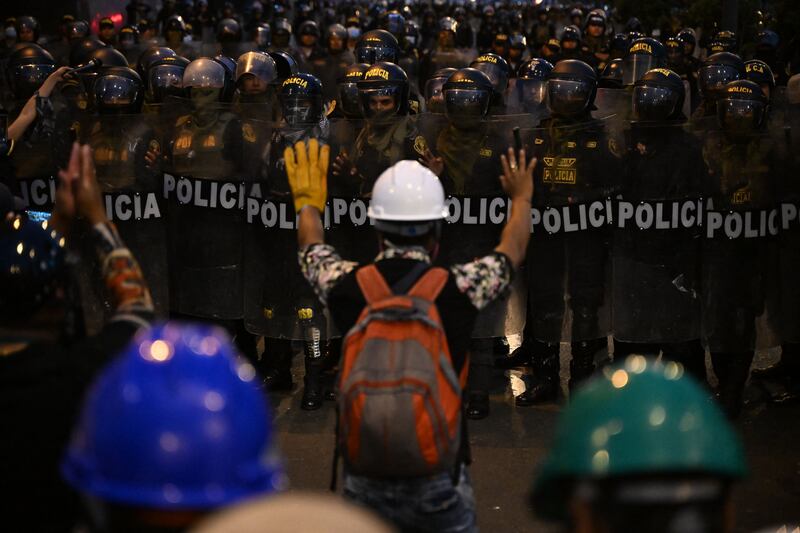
[516,78,548,109]
[338,82,361,117]
[632,85,680,122]
[623,53,659,86]
[444,88,490,126]
[699,65,741,96]
[716,98,765,135]
[547,78,592,116]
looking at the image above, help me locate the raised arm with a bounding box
[284,138,330,248]
[494,147,535,268]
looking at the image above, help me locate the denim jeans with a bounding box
[343,465,478,533]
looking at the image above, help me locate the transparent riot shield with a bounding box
[697,124,781,352]
[79,113,170,319]
[162,100,246,320]
[521,115,620,344]
[594,87,631,120]
[611,121,706,345]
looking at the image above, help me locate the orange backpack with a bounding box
[336,264,467,478]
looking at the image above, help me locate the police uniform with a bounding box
[352,115,423,195]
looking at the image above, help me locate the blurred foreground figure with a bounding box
[531,357,747,533]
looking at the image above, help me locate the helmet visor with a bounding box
[632,85,680,121]
[339,82,361,117]
[424,77,448,113]
[472,62,507,92]
[516,78,548,108]
[280,95,320,126]
[547,78,593,116]
[717,98,764,135]
[359,85,402,121]
[699,65,741,97]
[622,53,659,86]
[355,45,397,64]
[183,63,226,89]
[444,88,489,126]
[235,52,276,86]
[94,75,142,109]
[149,64,185,102]
[11,64,55,99]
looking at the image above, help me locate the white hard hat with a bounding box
[368,160,448,222]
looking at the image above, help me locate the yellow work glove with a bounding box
[284,138,329,214]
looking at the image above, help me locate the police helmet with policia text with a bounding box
[546,59,597,118]
[357,61,410,120]
[623,37,666,86]
[632,68,686,122]
[279,72,324,127]
[717,80,768,138]
[698,52,744,102]
[338,63,370,119]
[469,52,510,94]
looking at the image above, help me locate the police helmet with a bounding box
[338,63,369,119]
[355,29,399,65]
[279,72,323,126]
[404,20,420,49]
[599,58,623,89]
[756,30,779,52]
[0,213,65,323]
[585,11,606,30]
[235,51,276,94]
[632,68,685,122]
[717,80,768,136]
[298,20,320,39]
[90,46,129,68]
[709,30,737,54]
[93,66,144,114]
[69,36,108,68]
[609,33,629,57]
[212,55,236,102]
[531,357,746,522]
[164,14,186,38]
[66,20,90,42]
[15,16,39,43]
[118,25,139,49]
[253,22,270,48]
[676,28,696,52]
[271,18,292,48]
[442,67,493,128]
[7,44,56,101]
[546,59,597,117]
[698,52,745,101]
[438,16,458,35]
[183,57,227,103]
[136,46,177,79]
[268,51,299,84]
[665,37,682,65]
[217,18,242,43]
[147,55,189,103]
[327,23,347,52]
[382,11,406,40]
[623,37,666,86]
[469,53,510,94]
[62,323,285,509]
[357,62,409,122]
[509,32,527,51]
[744,59,775,97]
[561,25,582,44]
[424,67,457,114]
[516,58,554,111]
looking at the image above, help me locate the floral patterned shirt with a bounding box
[298,242,512,310]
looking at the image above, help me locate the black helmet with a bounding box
[744,59,775,96]
[90,47,129,68]
[338,63,369,119]
[469,53,510,94]
[561,25,582,44]
[709,30,737,54]
[136,46,177,79]
[119,25,139,50]
[632,68,685,122]
[516,58,553,112]
[676,28,696,49]
[163,14,186,38]
[183,57,228,103]
[69,37,107,67]
[442,68,493,128]
[66,20,90,42]
[235,51,276,88]
[438,16,458,35]
[609,33,629,57]
[599,58,623,89]
[298,20,320,38]
[271,18,292,48]
[756,30,779,52]
[7,44,55,101]
[404,20,420,49]
[382,11,406,40]
[212,55,236,102]
[623,37,666,86]
[357,61,409,122]
[253,23,270,49]
[0,213,65,323]
[217,18,242,43]
[147,55,189,103]
[15,16,40,43]
[509,32,527,51]
[585,11,606,30]
[699,52,744,101]
[327,23,347,52]
[93,66,144,114]
[546,59,597,118]
[268,51,299,84]
[624,17,643,34]
[717,80,767,137]
[665,37,682,64]
[355,29,399,64]
[424,67,458,114]
[279,72,323,126]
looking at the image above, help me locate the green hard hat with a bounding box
[531,356,747,521]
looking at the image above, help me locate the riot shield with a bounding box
[163,100,246,320]
[697,124,781,352]
[521,115,619,344]
[611,121,706,344]
[242,117,332,339]
[80,113,170,319]
[594,87,631,120]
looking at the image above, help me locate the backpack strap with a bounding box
[355,264,393,305]
[407,267,449,302]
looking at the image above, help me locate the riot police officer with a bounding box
[555,25,596,69]
[470,52,510,113]
[217,17,244,59]
[529,6,555,55]
[423,66,457,113]
[163,14,197,60]
[314,24,355,103]
[583,10,609,70]
[116,25,141,66]
[235,50,276,106]
[250,22,271,53]
[622,37,666,87]
[507,33,528,76]
[511,57,552,117]
[355,28,400,65]
[612,68,709,382]
[692,52,744,120]
[515,59,621,405]
[144,54,189,104]
[295,20,325,73]
[419,19,470,88]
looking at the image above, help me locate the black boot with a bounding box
[569,338,605,392]
[497,338,533,369]
[711,351,754,419]
[261,338,294,391]
[516,341,560,406]
[302,355,324,410]
[493,336,510,357]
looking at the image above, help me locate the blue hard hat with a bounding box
[62,322,285,509]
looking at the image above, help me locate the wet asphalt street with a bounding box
[270,346,800,532]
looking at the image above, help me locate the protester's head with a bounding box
[62,322,286,533]
[531,356,747,533]
[368,160,448,254]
